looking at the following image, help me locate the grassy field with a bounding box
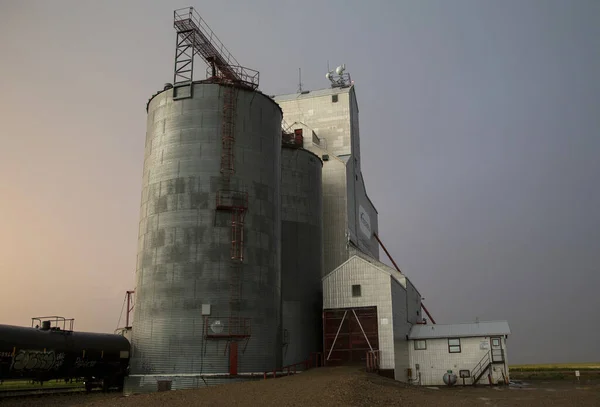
[0,379,83,390]
[510,362,600,372]
[509,363,600,381]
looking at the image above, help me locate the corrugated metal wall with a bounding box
[281,147,323,367]
[125,83,282,394]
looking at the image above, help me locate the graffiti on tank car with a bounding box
[74,357,97,369]
[10,350,65,372]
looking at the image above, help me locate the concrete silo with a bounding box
[125,8,282,394]
[280,133,323,367]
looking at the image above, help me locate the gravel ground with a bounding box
[3,366,599,407]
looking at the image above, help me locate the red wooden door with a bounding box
[323,306,378,365]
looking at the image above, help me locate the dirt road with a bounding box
[2,366,599,406]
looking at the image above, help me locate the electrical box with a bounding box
[201,304,211,316]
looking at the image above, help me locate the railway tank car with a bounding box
[0,317,130,391]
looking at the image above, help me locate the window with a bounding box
[332,94,338,103]
[448,338,461,353]
[414,340,427,350]
[352,284,361,297]
[492,338,500,347]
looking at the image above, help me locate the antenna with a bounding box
[298,68,303,93]
[326,62,352,88]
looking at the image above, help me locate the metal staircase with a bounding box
[471,349,505,385]
[173,7,259,97]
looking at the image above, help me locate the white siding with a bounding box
[323,257,395,369]
[276,89,353,158]
[391,279,411,382]
[300,141,350,276]
[409,336,510,386]
[405,279,422,324]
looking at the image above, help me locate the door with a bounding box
[229,341,238,375]
[490,337,504,362]
[323,307,378,366]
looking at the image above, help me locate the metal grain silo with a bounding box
[125,81,282,394]
[280,135,323,368]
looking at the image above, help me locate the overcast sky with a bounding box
[1,0,598,364]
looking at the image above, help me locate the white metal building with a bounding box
[408,321,511,386]
[275,85,380,276]
[322,252,422,381]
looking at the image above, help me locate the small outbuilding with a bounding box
[408,321,511,386]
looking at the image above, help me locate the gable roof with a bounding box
[408,321,511,340]
[323,253,407,288]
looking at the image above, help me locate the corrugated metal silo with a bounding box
[125,82,282,393]
[280,142,323,367]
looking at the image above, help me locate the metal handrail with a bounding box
[174,7,239,68]
[31,316,74,331]
[173,7,259,89]
[471,351,491,384]
[366,350,380,372]
[491,348,505,362]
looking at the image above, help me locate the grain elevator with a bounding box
[125,7,433,394]
[125,8,283,394]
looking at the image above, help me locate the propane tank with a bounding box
[443,370,457,386]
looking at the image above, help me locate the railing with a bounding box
[262,352,324,379]
[216,190,248,210]
[174,7,239,67]
[366,350,380,373]
[205,66,260,88]
[31,316,74,332]
[204,316,251,338]
[471,351,491,385]
[173,7,259,89]
[491,348,505,363]
[282,129,304,149]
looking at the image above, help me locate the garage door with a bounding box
[323,306,378,365]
